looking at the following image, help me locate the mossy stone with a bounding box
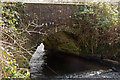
[44,31,80,55]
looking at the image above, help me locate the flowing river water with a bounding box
[30,43,120,79]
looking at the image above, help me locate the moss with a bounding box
[57,42,79,55]
[44,31,80,55]
[63,31,78,40]
[44,38,53,48]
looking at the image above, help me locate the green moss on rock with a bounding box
[44,31,80,55]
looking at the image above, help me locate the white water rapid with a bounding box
[30,43,45,76]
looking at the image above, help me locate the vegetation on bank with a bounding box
[0,2,31,78]
[74,2,120,57]
[0,1,120,78]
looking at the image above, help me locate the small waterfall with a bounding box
[30,43,45,76]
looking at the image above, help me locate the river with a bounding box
[30,43,120,79]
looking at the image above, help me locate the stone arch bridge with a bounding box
[19,3,120,49]
[20,3,80,46]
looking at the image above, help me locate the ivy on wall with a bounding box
[0,2,30,78]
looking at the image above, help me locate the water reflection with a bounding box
[30,43,118,79]
[42,52,108,77]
